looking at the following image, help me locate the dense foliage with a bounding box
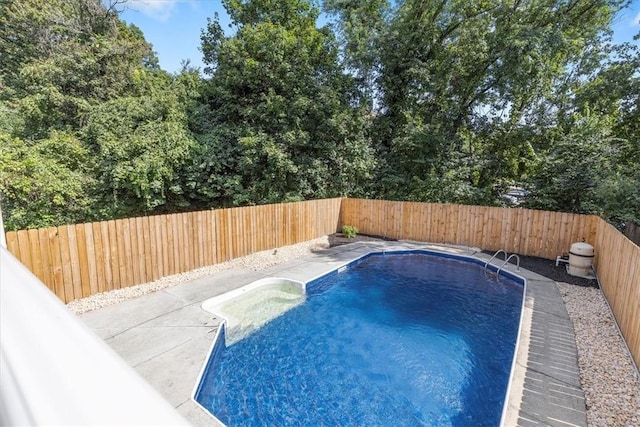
[1,0,638,230]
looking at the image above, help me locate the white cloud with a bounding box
[127,0,179,22]
[632,11,640,27]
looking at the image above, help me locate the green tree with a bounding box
[0,0,195,226]
[328,0,626,205]
[525,37,640,223]
[82,69,198,217]
[197,0,375,205]
[0,130,95,230]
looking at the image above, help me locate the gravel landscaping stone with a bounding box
[558,282,640,427]
[67,234,639,426]
[67,237,330,315]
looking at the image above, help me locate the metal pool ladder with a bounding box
[484,249,520,281]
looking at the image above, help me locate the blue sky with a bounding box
[120,0,640,74]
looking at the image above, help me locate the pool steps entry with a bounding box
[196,249,527,426]
[484,249,520,280]
[201,278,306,346]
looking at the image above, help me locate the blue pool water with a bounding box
[195,252,524,426]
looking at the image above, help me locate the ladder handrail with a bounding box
[484,249,508,275]
[496,254,521,277]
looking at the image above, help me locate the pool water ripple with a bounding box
[196,253,523,426]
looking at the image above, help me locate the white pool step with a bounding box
[201,278,306,346]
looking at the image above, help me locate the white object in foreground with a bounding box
[0,246,189,426]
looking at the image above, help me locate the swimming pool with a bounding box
[195,251,525,426]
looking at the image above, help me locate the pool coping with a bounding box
[78,241,587,427]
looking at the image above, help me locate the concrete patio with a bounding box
[79,241,586,426]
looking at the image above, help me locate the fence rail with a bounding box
[4,197,639,367]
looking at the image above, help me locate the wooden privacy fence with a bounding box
[341,198,600,259]
[4,199,342,304]
[593,221,640,368]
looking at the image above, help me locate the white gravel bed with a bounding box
[67,237,639,426]
[67,237,330,315]
[558,282,640,427]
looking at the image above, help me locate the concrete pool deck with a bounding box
[79,241,587,426]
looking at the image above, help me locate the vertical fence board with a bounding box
[287,203,296,246]
[46,227,64,301]
[128,219,140,286]
[231,208,240,259]
[217,209,227,263]
[202,210,212,265]
[181,212,189,272]
[205,210,218,265]
[83,223,98,296]
[91,222,106,294]
[253,206,262,252]
[173,213,184,273]
[168,215,178,275]
[255,206,264,252]
[27,229,43,283]
[179,213,187,272]
[107,221,121,290]
[268,204,276,249]
[141,216,152,282]
[57,226,74,302]
[543,211,555,257]
[247,206,255,254]
[66,225,82,300]
[195,211,204,268]
[183,213,192,271]
[499,208,511,251]
[401,202,413,241]
[226,209,235,259]
[235,207,245,258]
[148,215,160,281]
[118,219,132,288]
[185,213,195,272]
[511,209,524,255]
[6,232,19,259]
[467,206,479,248]
[136,216,147,281]
[215,209,227,263]
[301,202,309,242]
[556,212,570,256]
[455,204,467,246]
[224,208,233,262]
[74,224,90,298]
[16,230,32,271]
[615,248,634,333]
[160,215,173,276]
[37,228,53,292]
[98,221,112,292]
[284,204,293,247]
[187,212,197,271]
[166,214,177,276]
